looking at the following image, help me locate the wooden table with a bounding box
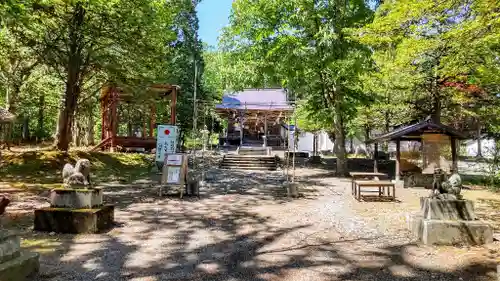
[349,172,388,196]
[353,180,396,201]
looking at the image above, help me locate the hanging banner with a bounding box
[155,125,179,162]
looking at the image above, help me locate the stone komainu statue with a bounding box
[62,159,92,188]
[431,168,462,200]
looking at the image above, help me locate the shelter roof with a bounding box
[0,108,15,123]
[367,117,467,143]
[100,84,180,102]
[215,88,293,111]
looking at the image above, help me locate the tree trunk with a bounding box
[364,126,371,156]
[86,109,95,146]
[22,116,30,141]
[37,95,45,141]
[384,109,390,152]
[334,97,347,176]
[431,82,441,123]
[73,116,81,147]
[54,3,85,151]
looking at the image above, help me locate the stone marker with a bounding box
[410,169,493,245]
[0,230,39,281]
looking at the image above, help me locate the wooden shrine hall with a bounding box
[215,89,294,147]
[92,84,179,152]
[367,117,467,188]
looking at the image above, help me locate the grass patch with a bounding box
[0,150,154,188]
[21,237,62,254]
[462,174,500,191]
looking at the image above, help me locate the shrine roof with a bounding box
[215,88,293,111]
[367,117,467,143]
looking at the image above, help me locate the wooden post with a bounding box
[395,139,401,181]
[101,96,107,140]
[110,92,118,152]
[263,114,268,147]
[451,137,458,172]
[149,104,156,137]
[374,142,379,173]
[239,115,243,146]
[240,104,245,146]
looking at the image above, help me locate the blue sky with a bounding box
[196,0,233,48]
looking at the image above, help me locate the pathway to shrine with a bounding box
[28,167,497,281]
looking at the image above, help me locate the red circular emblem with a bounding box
[164,129,170,135]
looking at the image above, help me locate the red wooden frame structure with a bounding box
[92,84,179,152]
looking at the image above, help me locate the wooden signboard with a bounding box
[161,154,188,186]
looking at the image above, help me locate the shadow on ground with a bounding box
[22,194,497,281]
[0,152,497,280]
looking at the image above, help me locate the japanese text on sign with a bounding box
[155,125,179,162]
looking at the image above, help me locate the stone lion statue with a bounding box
[62,159,92,188]
[431,168,462,200]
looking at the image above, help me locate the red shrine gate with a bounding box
[92,84,179,152]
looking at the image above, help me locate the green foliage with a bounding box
[219,0,375,175]
[0,0,217,148]
[358,0,500,134]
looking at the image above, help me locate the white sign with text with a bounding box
[155,125,179,162]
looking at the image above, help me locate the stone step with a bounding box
[0,250,39,281]
[222,160,276,164]
[221,155,278,171]
[224,155,276,159]
[220,165,277,169]
[220,166,277,171]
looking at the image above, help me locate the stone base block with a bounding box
[410,215,493,245]
[34,205,114,234]
[0,250,39,281]
[0,231,21,264]
[420,197,476,220]
[50,188,103,209]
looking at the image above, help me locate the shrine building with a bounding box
[215,88,294,147]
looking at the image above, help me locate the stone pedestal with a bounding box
[0,230,39,281]
[34,188,114,234]
[50,188,103,209]
[410,197,493,245]
[285,182,300,198]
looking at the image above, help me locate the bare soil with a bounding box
[0,166,498,281]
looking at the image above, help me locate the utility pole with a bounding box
[192,57,198,176]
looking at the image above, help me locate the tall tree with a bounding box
[3,0,178,150]
[220,0,374,175]
[359,0,500,130]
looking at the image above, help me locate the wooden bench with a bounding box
[353,180,395,201]
[349,172,388,196]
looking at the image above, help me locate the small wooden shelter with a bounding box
[92,84,179,152]
[0,108,15,149]
[367,117,467,187]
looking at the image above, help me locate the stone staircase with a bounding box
[220,155,278,171]
[0,230,39,281]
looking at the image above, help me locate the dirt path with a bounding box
[3,168,496,281]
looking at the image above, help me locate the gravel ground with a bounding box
[3,166,498,281]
